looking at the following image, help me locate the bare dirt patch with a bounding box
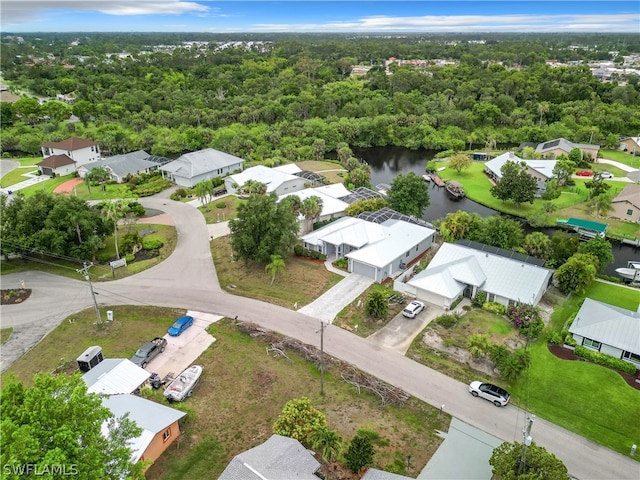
[53,178,83,194]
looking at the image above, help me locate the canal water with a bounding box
[354,146,639,279]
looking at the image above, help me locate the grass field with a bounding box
[2,307,449,479]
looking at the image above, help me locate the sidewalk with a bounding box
[0,169,49,195]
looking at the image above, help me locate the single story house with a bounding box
[484,152,557,195]
[619,136,640,155]
[36,154,76,176]
[77,150,162,182]
[279,187,349,233]
[225,165,307,196]
[82,358,151,395]
[569,298,640,367]
[302,216,435,282]
[102,394,186,469]
[41,136,100,167]
[400,242,553,309]
[609,184,640,223]
[160,148,244,187]
[534,138,599,160]
[314,183,352,199]
[219,434,321,479]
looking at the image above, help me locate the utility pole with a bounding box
[77,262,101,326]
[318,320,326,395]
[518,414,535,475]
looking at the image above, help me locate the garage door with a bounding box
[351,261,376,280]
[416,287,447,307]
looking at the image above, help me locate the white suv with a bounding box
[402,300,425,318]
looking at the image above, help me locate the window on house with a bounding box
[583,338,601,350]
[415,245,418,252]
[405,251,409,257]
[487,293,495,302]
[163,428,171,442]
[508,299,517,307]
[623,351,640,363]
[627,209,634,216]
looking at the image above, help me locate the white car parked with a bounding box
[599,171,614,179]
[402,300,425,318]
[468,381,510,407]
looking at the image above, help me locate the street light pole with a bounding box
[319,320,325,396]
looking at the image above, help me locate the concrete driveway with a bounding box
[368,302,440,354]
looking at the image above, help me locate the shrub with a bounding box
[574,346,637,375]
[293,245,304,256]
[545,329,563,345]
[467,334,490,358]
[435,313,459,329]
[472,291,487,307]
[482,301,506,315]
[334,257,348,269]
[124,254,135,263]
[564,334,577,347]
[344,435,375,473]
[450,295,464,310]
[489,345,530,381]
[506,303,544,338]
[216,202,227,209]
[142,238,163,250]
[121,231,142,255]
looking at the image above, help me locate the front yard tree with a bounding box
[523,232,552,260]
[100,199,130,260]
[272,397,328,446]
[584,174,611,198]
[309,426,342,463]
[387,172,430,217]
[551,156,576,186]
[229,192,298,264]
[577,236,614,272]
[489,441,570,480]
[344,434,375,473]
[300,195,323,234]
[366,288,388,319]
[448,152,473,174]
[1,373,144,480]
[265,254,285,285]
[554,253,598,294]
[490,160,538,206]
[587,191,614,218]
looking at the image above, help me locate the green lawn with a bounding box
[600,149,640,168]
[0,327,13,345]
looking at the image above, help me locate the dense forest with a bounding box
[1,32,639,160]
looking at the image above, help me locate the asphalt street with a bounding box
[1,196,638,480]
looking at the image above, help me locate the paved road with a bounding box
[1,197,638,480]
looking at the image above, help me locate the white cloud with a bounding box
[1,0,208,26]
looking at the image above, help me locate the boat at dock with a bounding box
[615,261,640,283]
[422,174,431,182]
[445,181,465,200]
[163,364,203,402]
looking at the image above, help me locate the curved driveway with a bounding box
[1,197,638,480]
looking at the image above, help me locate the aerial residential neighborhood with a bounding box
[1,15,639,480]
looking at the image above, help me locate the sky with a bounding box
[1,1,639,33]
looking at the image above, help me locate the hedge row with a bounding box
[573,345,637,375]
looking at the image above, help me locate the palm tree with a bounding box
[309,426,342,463]
[194,181,210,209]
[101,200,126,259]
[265,254,285,285]
[241,180,267,195]
[537,102,550,128]
[300,196,323,235]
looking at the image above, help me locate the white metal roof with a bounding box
[313,183,351,199]
[410,243,552,304]
[346,219,435,267]
[321,218,386,249]
[409,265,465,299]
[485,152,557,180]
[279,188,348,218]
[82,358,150,395]
[569,298,640,354]
[228,165,301,193]
[160,148,244,178]
[272,163,302,174]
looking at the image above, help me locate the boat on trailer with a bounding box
[164,364,203,402]
[615,261,640,283]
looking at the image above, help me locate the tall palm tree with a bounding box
[537,102,550,128]
[101,200,126,259]
[265,254,285,285]
[300,196,323,235]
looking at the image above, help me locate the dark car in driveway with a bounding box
[131,337,167,368]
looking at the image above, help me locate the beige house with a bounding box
[610,184,640,222]
[535,138,599,160]
[619,136,640,155]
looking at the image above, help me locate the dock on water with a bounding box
[430,174,446,188]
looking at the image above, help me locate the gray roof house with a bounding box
[219,434,321,480]
[302,216,435,283]
[484,152,557,195]
[569,298,640,367]
[77,150,163,182]
[160,148,245,187]
[101,394,186,467]
[534,138,599,160]
[400,242,553,309]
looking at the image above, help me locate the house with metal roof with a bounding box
[82,358,151,395]
[77,150,167,182]
[302,216,435,282]
[219,434,321,479]
[534,138,599,160]
[569,298,640,367]
[401,242,553,309]
[101,394,186,468]
[609,184,640,223]
[484,152,557,195]
[40,136,101,167]
[225,165,307,196]
[279,187,349,234]
[160,148,245,187]
[556,217,607,240]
